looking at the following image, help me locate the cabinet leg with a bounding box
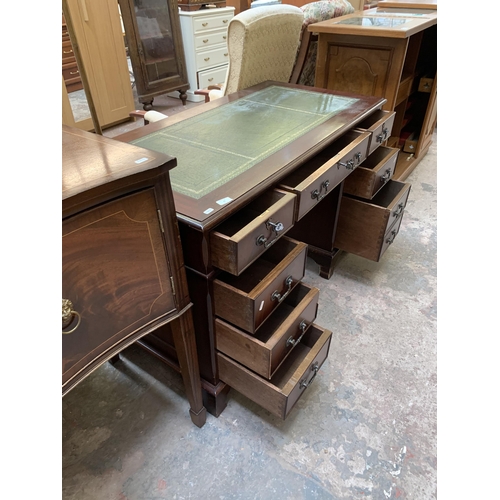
[201,380,231,417]
[141,98,154,111]
[178,90,187,106]
[170,310,207,428]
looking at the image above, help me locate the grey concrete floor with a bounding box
[62,97,437,500]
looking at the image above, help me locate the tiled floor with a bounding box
[62,92,437,499]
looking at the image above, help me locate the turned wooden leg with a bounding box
[178,90,187,106]
[170,309,207,428]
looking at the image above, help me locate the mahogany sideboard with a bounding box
[309,5,437,181]
[62,126,207,427]
[115,82,411,419]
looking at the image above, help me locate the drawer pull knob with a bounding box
[62,299,81,335]
[63,49,73,54]
[286,320,308,348]
[208,78,213,82]
[311,179,330,201]
[69,71,79,75]
[380,168,392,183]
[338,159,354,170]
[202,22,208,26]
[376,126,389,143]
[223,19,228,23]
[223,35,227,40]
[224,53,228,57]
[204,57,210,62]
[256,219,284,248]
[386,229,397,245]
[203,39,209,43]
[300,362,319,389]
[393,203,404,218]
[271,275,294,303]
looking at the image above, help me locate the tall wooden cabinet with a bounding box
[62,0,135,130]
[310,7,437,180]
[118,0,190,109]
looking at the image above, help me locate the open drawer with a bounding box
[343,146,399,200]
[215,283,319,379]
[355,110,396,156]
[278,130,370,221]
[334,180,411,262]
[210,189,296,275]
[217,324,332,420]
[213,236,307,334]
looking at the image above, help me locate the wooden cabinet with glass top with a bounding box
[309,5,437,181]
[118,0,189,109]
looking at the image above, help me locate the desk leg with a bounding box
[170,311,207,428]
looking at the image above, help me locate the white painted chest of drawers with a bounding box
[171,7,234,102]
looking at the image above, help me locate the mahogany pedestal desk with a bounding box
[309,6,437,181]
[62,126,207,428]
[116,82,410,418]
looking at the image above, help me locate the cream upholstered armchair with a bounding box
[198,4,304,102]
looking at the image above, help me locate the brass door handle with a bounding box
[62,299,81,334]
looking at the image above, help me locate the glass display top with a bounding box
[131,86,359,199]
[337,16,409,27]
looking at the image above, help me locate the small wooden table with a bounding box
[62,126,207,427]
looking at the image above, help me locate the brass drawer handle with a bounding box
[208,78,214,82]
[376,126,389,143]
[204,57,210,62]
[380,168,392,184]
[223,19,228,23]
[63,49,73,54]
[223,35,227,40]
[286,320,308,348]
[386,229,397,245]
[224,53,228,57]
[311,179,330,202]
[203,39,209,43]
[69,71,79,75]
[62,299,81,335]
[271,275,293,303]
[256,219,284,248]
[300,362,319,389]
[393,203,404,218]
[202,22,208,27]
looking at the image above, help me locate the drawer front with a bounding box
[62,40,75,63]
[379,212,404,261]
[210,189,296,275]
[198,64,228,89]
[213,237,308,333]
[334,180,411,261]
[62,189,176,389]
[196,46,229,70]
[215,283,319,379]
[194,14,232,33]
[343,146,399,200]
[62,61,80,82]
[195,30,228,51]
[217,324,332,419]
[279,130,371,221]
[356,110,395,156]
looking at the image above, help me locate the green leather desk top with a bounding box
[117,82,385,228]
[131,86,358,200]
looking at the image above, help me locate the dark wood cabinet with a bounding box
[62,126,206,427]
[118,0,190,109]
